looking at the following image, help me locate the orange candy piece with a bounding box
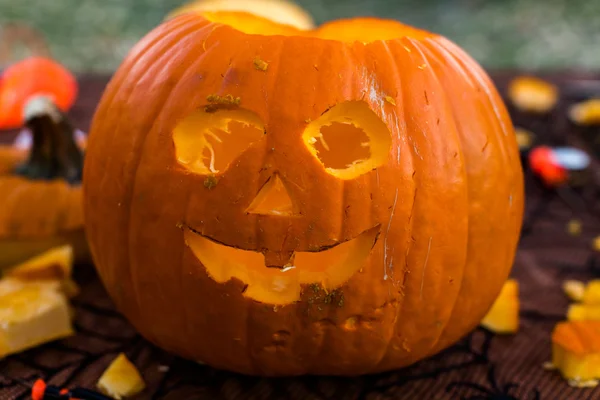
[0,57,77,130]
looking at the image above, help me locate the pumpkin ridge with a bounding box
[440,38,514,167]
[419,39,489,353]
[90,19,213,334]
[444,41,522,276]
[443,37,522,196]
[374,39,421,368]
[126,26,223,342]
[178,194,194,364]
[254,34,289,267]
[424,37,520,353]
[418,39,483,354]
[85,14,203,175]
[425,40,477,353]
[303,40,337,372]
[370,39,411,370]
[410,38,471,356]
[414,36,469,362]
[0,179,81,240]
[305,41,366,374]
[86,16,209,246]
[393,37,469,366]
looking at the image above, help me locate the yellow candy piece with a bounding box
[480,279,519,334]
[97,353,146,399]
[4,244,73,281]
[551,321,600,387]
[593,236,600,252]
[508,76,558,113]
[567,219,582,236]
[564,280,586,302]
[569,99,600,126]
[0,282,73,358]
[568,304,600,321]
[563,280,600,305]
[514,127,534,150]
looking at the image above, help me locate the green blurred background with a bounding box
[1,0,599,72]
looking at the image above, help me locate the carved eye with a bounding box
[173,108,265,174]
[302,101,392,179]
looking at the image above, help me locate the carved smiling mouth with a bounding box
[184,225,380,305]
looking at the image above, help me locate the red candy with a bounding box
[529,146,568,186]
[31,379,46,400]
[0,57,77,130]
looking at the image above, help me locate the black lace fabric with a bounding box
[1,74,599,399]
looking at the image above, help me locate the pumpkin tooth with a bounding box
[346,158,367,168]
[317,133,330,151]
[205,129,223,143]
[205,142,217,173]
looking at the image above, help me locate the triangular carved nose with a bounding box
[246,173,296,216]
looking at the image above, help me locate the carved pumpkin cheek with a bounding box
[172,100,392,305]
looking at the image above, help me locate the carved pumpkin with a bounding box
[84,12,524,376]
[0,96,88,268]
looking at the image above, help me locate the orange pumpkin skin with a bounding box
[84,13,524,376]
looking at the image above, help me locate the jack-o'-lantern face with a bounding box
[84,10,524,376]
[173,100,391,304]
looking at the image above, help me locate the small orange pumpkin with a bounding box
[0,57,78,130]
[84,12,524,376]
[0,96,88,268]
